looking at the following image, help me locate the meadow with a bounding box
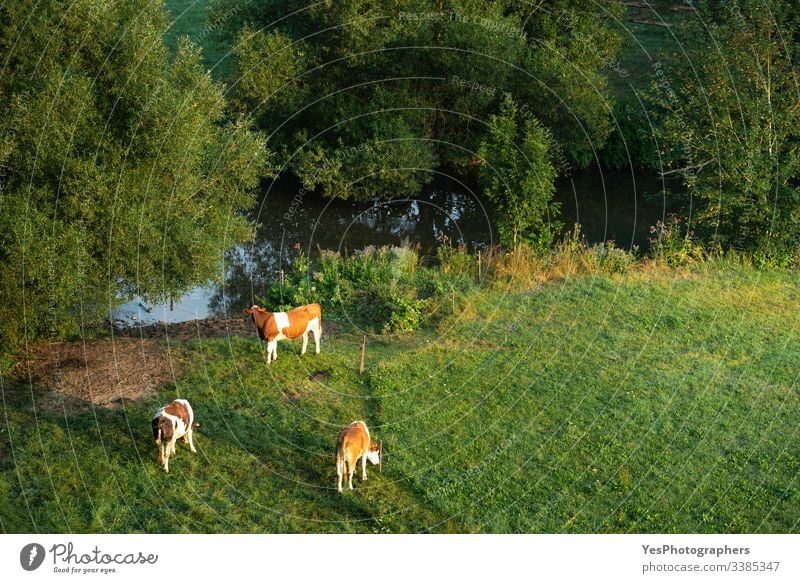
[1,0,797,536]
[1,260,798,533]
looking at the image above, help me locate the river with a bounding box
[115,168,674,325]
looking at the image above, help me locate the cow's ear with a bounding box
[242,308,253,315]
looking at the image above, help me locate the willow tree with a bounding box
[0,0,270,350]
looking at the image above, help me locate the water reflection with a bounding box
[115,176,494,325]
[114,169,676,325]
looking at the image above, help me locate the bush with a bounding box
[648,215,705,267]
[593,241,637,274]
[260,245,455,334]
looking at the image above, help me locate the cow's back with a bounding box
[283,303,322,338]
[337,421,369,461]
[153,399,193,441]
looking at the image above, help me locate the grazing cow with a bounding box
[152,399,199,473]
[243,303,322,365]
[335,420,382,493]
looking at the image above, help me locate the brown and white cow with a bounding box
[243,303,322,365]
[335,420,382,493]
[152,399,199,473]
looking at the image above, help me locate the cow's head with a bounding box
[154,416,175,444]
[242,305,268,316]
[365,439,381,466]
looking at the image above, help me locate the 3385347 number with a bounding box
[729,561,780,572]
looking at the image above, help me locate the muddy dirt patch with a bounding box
[308,370,331,383]
[20,339,177,409]
[116,316,254,341]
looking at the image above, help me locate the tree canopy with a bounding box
[649,0,800,262]
[221,0,622,200]
[478,94,559,248]
[0,0,269,349]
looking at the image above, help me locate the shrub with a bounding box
[648,215,705,267]
[593,241,637,274]
[261,245,447,334]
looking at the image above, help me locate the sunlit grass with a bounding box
[2,267,798,533]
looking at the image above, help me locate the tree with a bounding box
[478,94,560,248]
[218,0,622,200]
[0,0,270,350]
[649,0,800,262]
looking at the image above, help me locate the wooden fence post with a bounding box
[359,335,366,374]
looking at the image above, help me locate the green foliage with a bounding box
[649,0,800,261]
[0,0,270,351]
[601,102,660,170]
[258,244,483,334]
[259,246,429,333]
[478,94,561,249]
[648,215,706,268]
[220,0,622,200]
[591,240,638,274]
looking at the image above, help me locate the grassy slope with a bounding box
[2,269,798,533]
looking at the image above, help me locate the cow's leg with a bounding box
[314,321,321,354]
[266,339,277,364]
[337,458,344,494]
[188,429,197,454]
[348,458,355,490]
[301,332,309,355]
[362,453,368,481]
[162,445,170,473]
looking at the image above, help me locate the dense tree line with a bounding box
[0,0,269,351]
[1,0,798,352]
[649,0,800,263]
[220,0,621,207]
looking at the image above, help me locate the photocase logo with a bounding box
[20,543,46,571]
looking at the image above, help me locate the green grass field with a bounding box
[2,268,798,533]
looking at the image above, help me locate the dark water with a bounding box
[115,169,674,325]
[555,169,670,250]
